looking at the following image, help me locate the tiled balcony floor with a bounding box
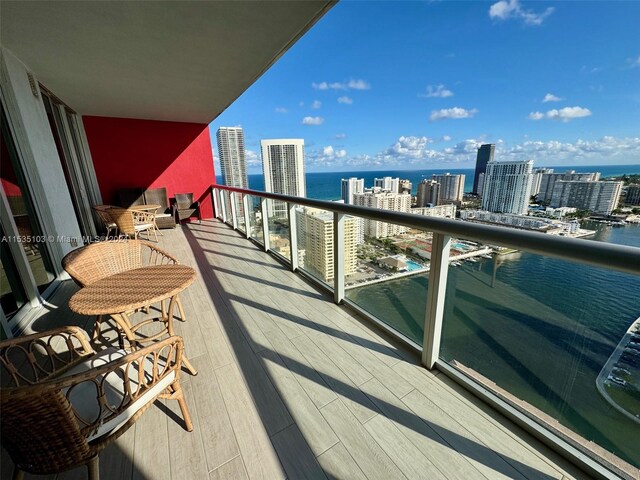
[2,220,591,479]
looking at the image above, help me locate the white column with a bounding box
[261,197,270,252]
[421,232,451,369]
[287,202,298,272]
[333,212,345,303]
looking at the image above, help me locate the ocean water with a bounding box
[216,164,640,200]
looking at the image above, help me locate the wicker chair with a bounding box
[108,207,157,241]
[62,240,187,341]
[93,205,117,238]
[0,327,192,480]
[144,187,176,229]
[173,193,201,223]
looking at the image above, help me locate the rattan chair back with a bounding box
[0,327,191,479]
[62,239,178,287]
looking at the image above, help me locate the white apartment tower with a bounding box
[261,139,306,217]
[550,181,622,215]
[431,173,465,204]
[537,170,600,203]
[374,177,400,193]
[481,160,533,215]
[296,207,357,282]
[341,177,365,204]
[353,191,411,238]
[216,127,248,189]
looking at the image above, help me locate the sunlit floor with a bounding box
[2,220,588,479]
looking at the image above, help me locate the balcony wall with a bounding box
[83,116,215,217]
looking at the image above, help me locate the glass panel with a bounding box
[215,189,222,219]
[296,206,335,285]
[1,110,56,294]
[440,229,640,470]
[345,218,431,343]
[0,225,28,318]
[224,191,233,226]
[266,198,290,260]
[236,193,246,233]
[246,195,263,245]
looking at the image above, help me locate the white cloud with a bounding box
[312,79,371,91]
[311,100,322,109]
[245,149,261,168]
[302,116,324,126]
[489,0,554,26]
[529,106,592,122]
[547,106,592,122]
[337,96,353,104]
[335,133,347,139]
[542,93,562,103]
[288,135,640,172]
[628,55,640,68]
[419,84,454,98]
[442,135,452,141]
[275,107,287,113]
[347,79,371,90]
[430,107,478,121]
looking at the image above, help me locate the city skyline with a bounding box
[210,1,640,175]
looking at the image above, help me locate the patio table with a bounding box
[69,264,198,375]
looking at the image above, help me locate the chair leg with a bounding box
[92,315,103,342]
[176,296,186,322]
[173,382,194,431]
[12,466,25,480]
[87,455,100,480]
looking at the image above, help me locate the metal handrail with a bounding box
[212,184,640,275]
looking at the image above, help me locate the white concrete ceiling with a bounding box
[1,1,334,123]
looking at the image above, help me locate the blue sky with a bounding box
[210,0,640,174]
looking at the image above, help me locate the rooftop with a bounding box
[2,220,587,479]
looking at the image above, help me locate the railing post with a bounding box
[261,197,270,252]
[243,194,251,239]
[212,187,219,219]
[287,202,298,272]
[219,190,227,224]
[422,232,451,369]
[230,192,238,230]
[333,212,345,304]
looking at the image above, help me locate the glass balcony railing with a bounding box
[211,183,640,477]
[265,198,291,261]
[345,220,432,344]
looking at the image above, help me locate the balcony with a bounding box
[2,219,606,479]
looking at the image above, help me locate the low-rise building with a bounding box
[411,204,456,218]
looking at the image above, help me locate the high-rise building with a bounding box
[481,160,533,215]
[626,185,640,206]
[530,168,554,196]
[296,207,357,282]
[399,179,412,194]
[261,139,305,217]
[217,127,248,217]
[216,127,248,189]
[477,173,485,198]
[537,170,600,204]
[374,177,400,193]
[341,177,364,204]
[353,190,411,238]
[416,179,440,207]
[550,181,622,215]
[431,173,465,204]
[472,144,495,194]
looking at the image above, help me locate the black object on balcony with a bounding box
[173,192,201,223]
